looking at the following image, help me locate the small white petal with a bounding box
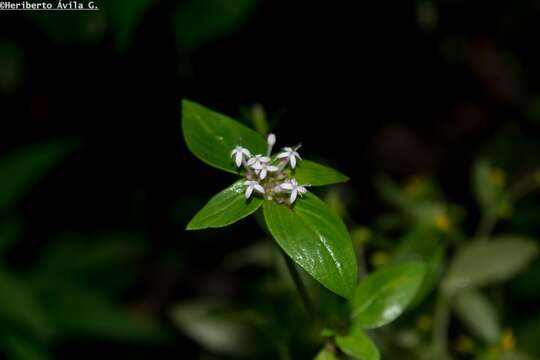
[280,182,294,190]
[250,162,263,170]
[259,168,267,179]
[298,186,307,194]
[242,148,252,157]
[294,151,302,160]
[267,165,279,172]
[260,156,271,163]
[246,157,256,166]
[267,133,276,146]
[254,184,265,193]
[245,187,253,199]
[235,152,243,167]
[290,156,297,168]
[290,190,298,203]
[276,152,289,159]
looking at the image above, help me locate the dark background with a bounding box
[1,0,540,358]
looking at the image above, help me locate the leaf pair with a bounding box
[318,263,426,360]
[182,100,354,298]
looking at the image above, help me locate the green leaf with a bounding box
[182,100,267,174]
[452,289,500,344]
[336,324,380,360]
[263,193,357,299]
[105,0,154,51]
[314,349,338,360]
[442,236,538,295]
[171,301,257,356]
[0,141,77,213]
[174,0,259,51]
[0,272,53,339]
[393,227,445,306]
[187,181,263,230]
[294,160,349,186]
[351,263,426,329]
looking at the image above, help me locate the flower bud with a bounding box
[267,133,276,147]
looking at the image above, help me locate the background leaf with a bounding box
[314,349,338,360]
[182,100,267,173]
[263,193,357,299]
[335,324,380,360]
[104,0,155,51]
[452,289,501,343]
[442,236,538,294]
[173,0,259,51]
[186,181,263,230]
[0,141,77,213]
[294,160,349,186]
[1,333,51,360]
[171,301,257,356]
[472,159,506,213]
[351,263,426,329]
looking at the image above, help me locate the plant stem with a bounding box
[432,293,450,359]
[280,249,315,319]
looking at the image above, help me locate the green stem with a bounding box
[280,249,315,319]
[432,293,450,359]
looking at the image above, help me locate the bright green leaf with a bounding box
[452,289,500,344]
[314,349,338,360]
[336,324,380,360]
[187,181,263,230]
[442,236,538,295]
[351,263,426,329]
[294,160,349,186]
[263,193,357,299]
[0,141,77,213]
[182,100,267,174]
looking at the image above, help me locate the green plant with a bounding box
[182,100,427,359]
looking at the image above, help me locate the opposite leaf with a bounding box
[294,160,349,186]
[335,324,380,360]
[351,263,426,329]
[187,181,263,230]
[442,236,538,295]
[182,100,267,174]
[263,193,357,299]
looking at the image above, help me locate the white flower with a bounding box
[246,154,271,170]
[276,146,302,168]
[257,163,279,180]
[231,146,252,167]
[244,180,265,199]
[280,179,308,203]
[267,133,276,147]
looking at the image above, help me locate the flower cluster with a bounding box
[231,134,309,204]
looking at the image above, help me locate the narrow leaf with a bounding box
[336,324,380,360]
[351,263,426,329]
[187,181,263,230]
[294,160,349,186]
[452,289,501,343]
[442,236,538,295]
[263,193,357,299]
[182,100,267,174]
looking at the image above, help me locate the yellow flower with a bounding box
[489,168,506,187]
[434,213,450,231]
[499,328,515,352]
[370,251,390,268]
